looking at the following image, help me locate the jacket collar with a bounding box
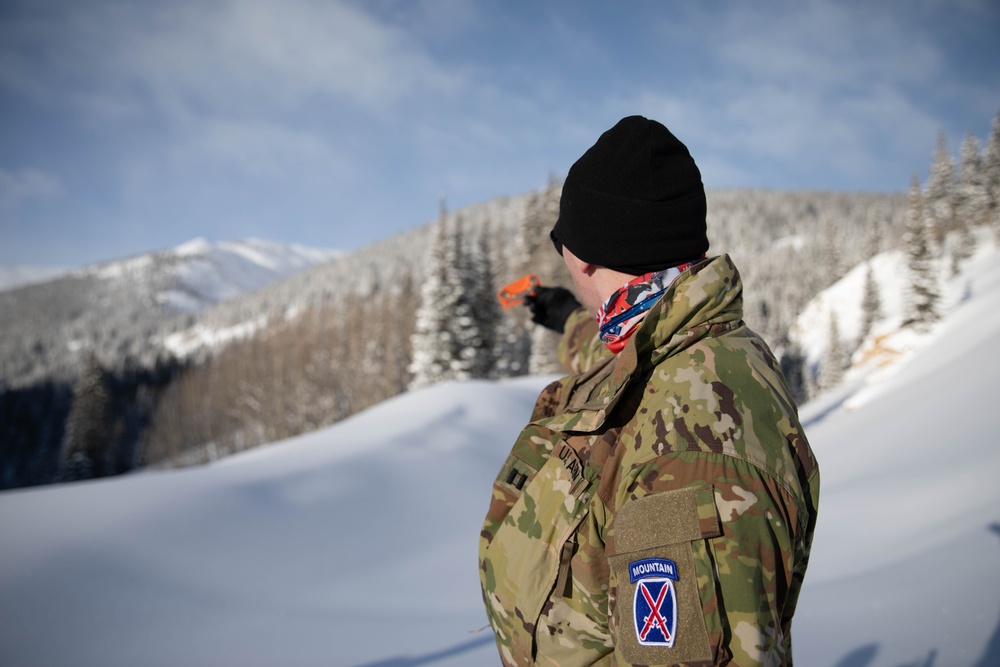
[541,255,744,434]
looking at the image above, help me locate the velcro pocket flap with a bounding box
[607,485,721,555]
[606,485,721,665]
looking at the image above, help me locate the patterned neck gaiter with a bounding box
[597,259,701,353]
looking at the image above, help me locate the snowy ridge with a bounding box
[790,249,910,370]
[790,228,996,390]
[161,316,269,359]
[0,243,998,666]
[81,237,340,314]
[0,237,340,388]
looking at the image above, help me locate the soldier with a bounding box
[479,116,819,666]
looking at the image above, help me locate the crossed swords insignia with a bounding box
[637,580,672,642]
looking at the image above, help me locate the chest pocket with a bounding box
[480,441,591,665]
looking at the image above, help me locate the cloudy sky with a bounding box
[2,0,998,268]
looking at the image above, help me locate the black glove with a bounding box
[525,286,582,334]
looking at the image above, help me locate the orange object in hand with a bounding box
[497,274,540,309]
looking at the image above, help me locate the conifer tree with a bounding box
[924,130,957,248]
[495,191,542,374]
[864,206,885,258]
[408,204,455,389]
[514,191,543,275]
[903,176,941,330]
[469,220,500,378]
[510,179,569,374]
[389,274,417,391]
[820,316,846,391]
[948,132,982,274]
[538,175,566,285]
[59,354,114,480]
[859,262,881,343]
[444,215,483,381]
[958,132,988,227]
[949,216,976,277]
[821,212,842,286]
[493,202,532,379]
[524,178,570,373]
[983,111,1000,235]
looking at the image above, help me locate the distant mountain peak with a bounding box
[0,237,341,389]
[171,237,214,257]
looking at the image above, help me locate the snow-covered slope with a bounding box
[0,237,339,388]
[0,242,997,667]
[81,237,339,314]
[792,239,1000,666]
[788,230,993,385]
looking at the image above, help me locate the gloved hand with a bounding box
[525,286,582,334]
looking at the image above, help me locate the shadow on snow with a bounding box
[830,523,1000,667]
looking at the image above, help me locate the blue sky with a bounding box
[1,0,999,268]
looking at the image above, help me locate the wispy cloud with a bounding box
[169,119,353,180]
[0,0,459,122]
[628,1,976,188]
[1,0,996,265]
[0,168,63,213]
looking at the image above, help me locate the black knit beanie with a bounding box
[551,115,708,274]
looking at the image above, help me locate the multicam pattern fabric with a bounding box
[479,254,820,666]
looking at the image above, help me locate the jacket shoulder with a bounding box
[618,328,817,508]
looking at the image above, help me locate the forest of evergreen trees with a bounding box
[2,111,999,489]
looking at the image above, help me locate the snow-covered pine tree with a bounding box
[859,262,881,343]
[924,130,957,249]
[514,190,543,275]
[948,132,983,275]
[389,273,417,391]
[491,200,531,378]
[491,190,542,375]
[949,216,975,277]
[983,110,1000,236]
[821,211,843,286]
[820,316,846,391]
[469,219,500,378]
[958,132,989,227]
[444,215,483,382]
[59,353,113,480]
[525,178,570,373]
[903,176,941,330]
[408,204,455,390]
[506,178,570,375]
[538,175,566,285]
[864,206,885,257]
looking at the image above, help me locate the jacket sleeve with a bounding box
[605,453,811,666]
[557,308,612,374]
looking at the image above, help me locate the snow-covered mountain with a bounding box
[0,238,338,387]
[0,238,337,305]
[74,237,339,314]
[1,238,997,665]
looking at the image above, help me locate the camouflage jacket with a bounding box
[479,255,820,666]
